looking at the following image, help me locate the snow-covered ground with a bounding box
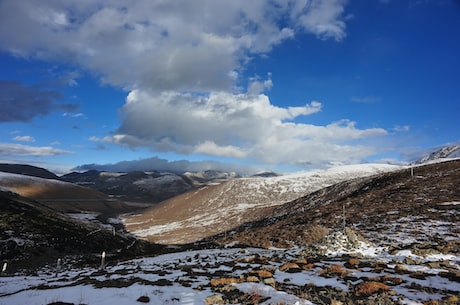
[1,243,458,305]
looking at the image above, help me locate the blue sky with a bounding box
[0,0,459,174]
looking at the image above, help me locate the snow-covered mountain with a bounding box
[412,144,460,164]
[122,163,402,244]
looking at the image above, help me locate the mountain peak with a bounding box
[412,144,460,165]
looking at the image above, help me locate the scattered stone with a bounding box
[136,295,150,303]
[205,294,223,305]
[246,275,259,282]
[263,277,275,287]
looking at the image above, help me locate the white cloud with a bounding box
[296,0,348,41]
[0,143,72,156]
[0,1,349,91]
[194,141,248,158]
[393,125,410,132]
[13,135,35,142]
[108,89,387,167]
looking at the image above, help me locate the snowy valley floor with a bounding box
[1,235,459,305]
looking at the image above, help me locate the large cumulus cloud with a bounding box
[92,88,386,166]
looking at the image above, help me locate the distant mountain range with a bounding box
[61,170,239,203]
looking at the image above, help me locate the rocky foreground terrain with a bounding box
[0,159,459,304]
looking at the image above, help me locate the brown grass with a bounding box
[279,262,300,272]
[354,281,390,296]
[320,264,351,277]
[210,277,241,287]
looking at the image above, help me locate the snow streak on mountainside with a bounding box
[123,164,401,244]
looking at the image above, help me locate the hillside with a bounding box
[0,189,163,272]
[0,171,130,214]
[211,160,460,251]
[122,163,401,244]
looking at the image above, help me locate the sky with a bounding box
[0,0,459,174]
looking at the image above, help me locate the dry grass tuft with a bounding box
[320,264,351,278]
[354,281,390,296]
[210,277,241,287]
[279,262,301,272]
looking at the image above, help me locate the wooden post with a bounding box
[100,251,106,270]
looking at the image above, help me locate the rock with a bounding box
[263,277,275,287]
[246,275,259,282]
[136,296,150,303]
[205,294,223,305]
[427,261,441,269]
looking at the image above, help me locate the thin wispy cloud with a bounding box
[0,143,72,156]
[13,135,35,143]
[351,96,382,104]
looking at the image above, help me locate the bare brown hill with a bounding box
[211,160,460,251]
[0,172,130,214]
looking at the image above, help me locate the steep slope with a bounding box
[122,163,401,244]
[0,189,161,272]
[213,160,460,251]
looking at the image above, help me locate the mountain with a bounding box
[0,163,60,179]
[412,144,460,164]
[122,163,402,244]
